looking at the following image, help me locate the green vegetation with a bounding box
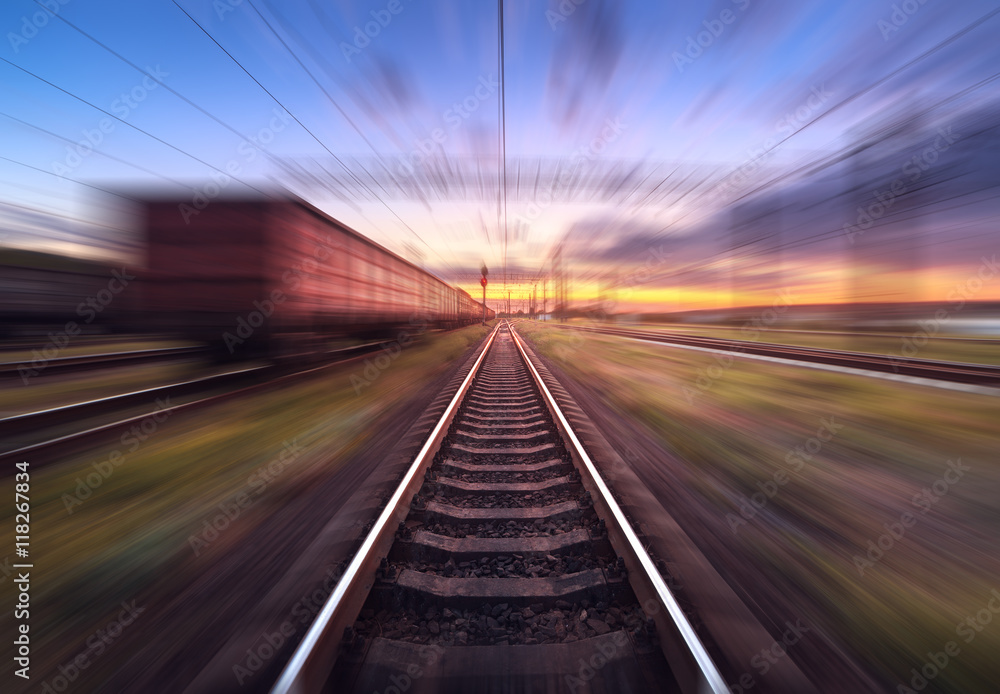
[0,361,220,416]
[568,319,1000,365]
[0,323,492,680]
[0,339,192,364]
[518,321,1000,693]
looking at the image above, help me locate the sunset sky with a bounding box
[1,0,998,312]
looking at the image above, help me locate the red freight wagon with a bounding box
[143,195,493,358]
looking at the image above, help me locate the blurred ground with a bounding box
[570,320,1000,366]
[0,324,492,693]
[517,321,1000,694]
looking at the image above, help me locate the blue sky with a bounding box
[2,0,998,306]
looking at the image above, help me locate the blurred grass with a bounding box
[0,323,492,681]
[0,335,403,415]
[518,321,1000,693]
[0,339,191,363]
[0,362,224,416]
[568,320,1000,365]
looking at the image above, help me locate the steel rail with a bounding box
[508,323,729,694]
[0,366,266,428]
[0,345,203,375]
[560,324,1000,386]
[0,340,409,470]
[1,340,395,434]
[270,322,502,694]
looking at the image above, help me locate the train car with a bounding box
[0,247,137,339]
[142,195,492,357]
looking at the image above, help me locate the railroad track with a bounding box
[559,325,1000,388]
[0,345,207,378]
[0,340,399,470]
[272,322,727,694]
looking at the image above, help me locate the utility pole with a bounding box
[480,264,489,325]
[553,247,561,321]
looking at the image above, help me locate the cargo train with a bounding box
[0,247,139,340]
[143,195,493,356]
[1,196,493,357]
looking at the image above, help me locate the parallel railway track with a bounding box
[271,323,728,694]
[0,345,207,378]
[0,340,400,470]
[559,325,1000,388]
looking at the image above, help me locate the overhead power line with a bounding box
[171,0,457,275]
[0,57,272,197]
